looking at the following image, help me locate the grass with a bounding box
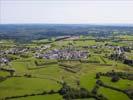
[10,94,63,100]
[80,65,113,90]
[0,77,61,99]
[79,64,132,100]
[118,35,133,40]
[0,71,9,77]
[99,87,130,100]
[100,76,133,90]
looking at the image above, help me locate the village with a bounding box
[0,40,133,67]
[0,34,133,100]
[35,47,89,60]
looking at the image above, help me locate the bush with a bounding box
[98,94,108,100]
[79,88,89,98]
[49,90,55,94]
[24,73,32,78]
[96,80,103,86]
[127,76,133,80]
[91,85,99,94]
[111,75,120,82]
[96,73,100,79]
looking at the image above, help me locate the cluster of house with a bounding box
[0,57,9,66]
[35,48,89,60]
[35,45,51,52]
[112,46,132,56]
[109,46,133,66]
[0,47,29,66]
[114,46,125,55]
[105,44,131,52]
[0,47,28,55]
[82,45,99,49]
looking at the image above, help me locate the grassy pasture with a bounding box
[0,77,61,99]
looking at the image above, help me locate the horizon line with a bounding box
[0,23,133,26]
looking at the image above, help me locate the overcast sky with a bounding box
[0,0,133,24]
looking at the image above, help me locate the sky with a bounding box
[0,0,133,24]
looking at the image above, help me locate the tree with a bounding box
[91,85,99,94]
[96,73,100,79]
[9,70,15,76]
[111,75,120,82]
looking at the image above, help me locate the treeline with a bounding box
[96,70,133,81]
[59,82,108,100]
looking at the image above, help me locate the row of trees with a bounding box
[96,70,133,81]
[59,82,107,100]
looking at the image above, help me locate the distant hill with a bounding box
[0,24,133,43]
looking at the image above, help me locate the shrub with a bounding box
[96,73,100,79]
[24,73,32,78]
[111,75,120,82]
[79,88,89,98]
[91,85,99,94]
[49,90,55,94]
[96,80,103,86]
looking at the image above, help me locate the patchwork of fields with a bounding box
[0,35,133,100]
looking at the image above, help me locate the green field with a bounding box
[0,35,133,100]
